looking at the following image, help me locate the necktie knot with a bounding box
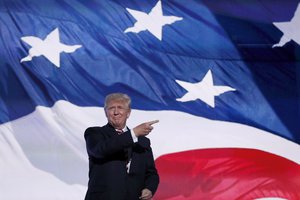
[116,129,124,135]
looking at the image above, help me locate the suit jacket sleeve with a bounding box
[84,126,133,159]
[141,138,160,195]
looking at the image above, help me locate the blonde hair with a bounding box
[104,93,131,109]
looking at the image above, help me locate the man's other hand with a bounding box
[139,188,153,200]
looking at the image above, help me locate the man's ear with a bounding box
[127,109,131,118]
[104,109,108,118]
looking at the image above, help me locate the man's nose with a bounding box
[113,108,120,114]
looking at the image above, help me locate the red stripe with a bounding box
[154,148,300,200]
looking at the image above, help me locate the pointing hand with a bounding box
[133,120,159,137]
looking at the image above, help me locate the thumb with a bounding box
[146,120,159,126]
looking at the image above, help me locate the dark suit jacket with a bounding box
[84,123,159,200]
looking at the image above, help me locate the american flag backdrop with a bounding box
[0,0,300,199]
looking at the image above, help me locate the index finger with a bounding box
[147,120,159,125]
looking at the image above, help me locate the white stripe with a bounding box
[0,100,299,199]
[134,109,300,163]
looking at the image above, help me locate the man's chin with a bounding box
[111,121,125,129]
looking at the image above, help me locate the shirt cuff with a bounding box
[131,130,138,143]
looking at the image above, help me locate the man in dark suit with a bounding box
[84,93,159,200]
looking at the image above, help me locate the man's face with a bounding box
[105,99,131,130]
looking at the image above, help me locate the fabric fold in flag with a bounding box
[0,0,299,199]
[155,148,300,200]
